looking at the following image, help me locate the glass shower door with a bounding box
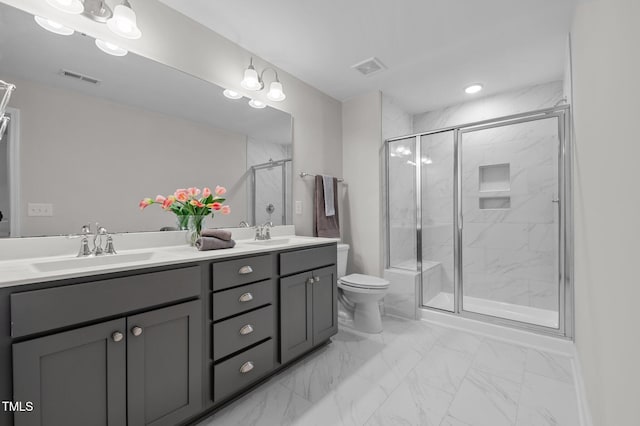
[420,131,456,312]
[459,116,561,328]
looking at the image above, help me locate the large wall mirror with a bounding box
[0,2,293,238]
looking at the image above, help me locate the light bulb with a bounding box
[34,16,74,35]
[107,3,142,39]
[266,81,286,101]
[46,0,84,14]
[465,84,483,94]
[223,89,243,100]
[241,67,261,91]
[95,39,128,56]
[248,99,266,109]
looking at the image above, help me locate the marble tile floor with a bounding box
[197,316,581,426]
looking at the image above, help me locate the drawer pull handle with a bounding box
[238,265,253,275]
[240,324,254,335]
[314,277,320,282]
[239,361,254,374]
[239,292,254,303]
[111,331,124,342]
[131,326,143,337]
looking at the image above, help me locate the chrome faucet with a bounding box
[239,220,250,228]
[254,221,272,240]
[76,223,116,256]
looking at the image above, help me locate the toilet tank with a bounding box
[337,244,349,277]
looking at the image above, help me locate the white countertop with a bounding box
[0,227,338,288]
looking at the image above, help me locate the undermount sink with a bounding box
[32,252,155,272]
[245,238,292,246]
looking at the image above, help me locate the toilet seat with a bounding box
[338,273,390,290]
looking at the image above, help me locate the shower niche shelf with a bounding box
[479,196,511,210]
[479,163,510,192]
[478,163,511,209]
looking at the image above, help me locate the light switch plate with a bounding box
[295,201,303,215]
[28,203,53,217]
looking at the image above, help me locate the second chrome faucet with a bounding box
[77,223,117,257]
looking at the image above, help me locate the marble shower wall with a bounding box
[247,138,292,226]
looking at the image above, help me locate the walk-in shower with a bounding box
[385,106,572,337]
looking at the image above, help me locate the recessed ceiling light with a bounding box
[248,99,266,109]
[95,39,128,56]
[223,89,243,100]
[465,84,483,94]
[34,16,74,36]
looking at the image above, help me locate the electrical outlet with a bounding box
[27,203,53,217]
[295,201,303,215]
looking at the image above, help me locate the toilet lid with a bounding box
[339,273,390,289]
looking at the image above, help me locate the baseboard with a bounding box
[571,348,594,426]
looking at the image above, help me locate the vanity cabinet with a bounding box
[279,246,338,364]
[3,241,338,425]
[9,266,203,426]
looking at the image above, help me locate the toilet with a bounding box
[336,244,390,333]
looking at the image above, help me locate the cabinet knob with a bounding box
[111,331,124,342]
[238,265,253,275]
[239,292,254,303]
[239,324,254,335]
[307,278,314,285]
[239,361,254,374]
[131,326,143,337]
[314,276,320,282]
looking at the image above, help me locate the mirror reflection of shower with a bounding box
[250,158,292,226]
[0,80,16,141]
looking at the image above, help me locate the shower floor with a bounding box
[425,292,559,329]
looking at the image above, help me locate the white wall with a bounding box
[11,77,247,236]
[342,92,382,275]
[570,0,640,424]
[3,0,342,237]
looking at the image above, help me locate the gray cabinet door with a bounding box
[279,271,313,364]
[12,318,127,426]
[312,265,338,344]
[127,300,202,426]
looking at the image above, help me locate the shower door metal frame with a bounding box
[384,105,573,338]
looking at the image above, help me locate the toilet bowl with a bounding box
[337,244,390,333]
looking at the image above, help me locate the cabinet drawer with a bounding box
[10,266,201,338]
[213,339,274,402]
[212,279,274,321]
[279,244,336,276]
[212,255,272,291]
[213,305,274,360]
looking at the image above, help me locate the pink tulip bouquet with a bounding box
[139,186,231,243]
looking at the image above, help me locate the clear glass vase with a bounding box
[177,215,208,246]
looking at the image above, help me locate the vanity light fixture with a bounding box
[34,15,75,35]
[248,99,266,109]
[46,0,84,15]
[223,89,243,100]
[106,0,142,40]
[240,58,286,101]
[95,39,128,56]
[465,83,483,94]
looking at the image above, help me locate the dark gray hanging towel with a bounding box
[314,175,340,238]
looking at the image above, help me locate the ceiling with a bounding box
[158,0,580,114]
[0,3,291,145]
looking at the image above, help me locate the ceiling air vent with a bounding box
[60,69,101,85]
[351,57,386,77]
